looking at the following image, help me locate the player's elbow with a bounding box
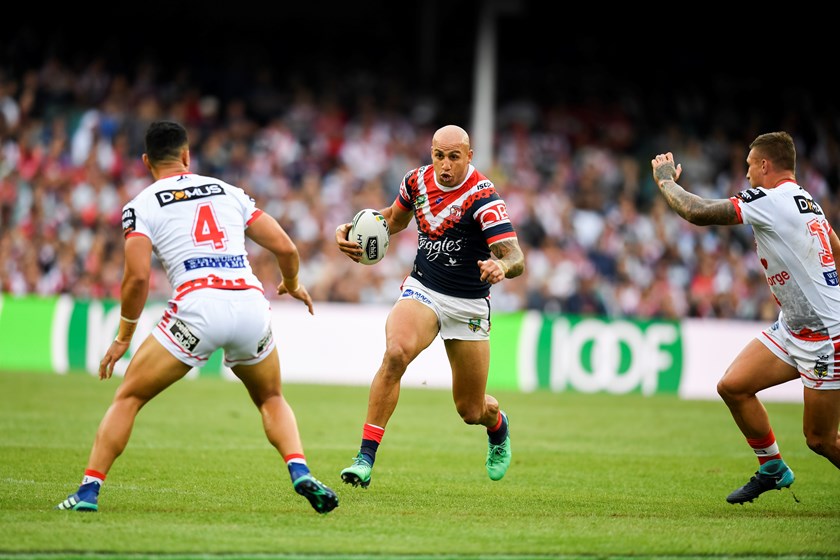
[121,274,149,297]
[684,214,708,226]
[273,243,299,262]
[679,199,732,227]
[273,243,301,269]
[686,215,719,227]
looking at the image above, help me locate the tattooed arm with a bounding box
[479,238,525,284]
[651,152,740,226]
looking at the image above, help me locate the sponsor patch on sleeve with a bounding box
[734,188,767,203]
[475,200,511,231]
[122,207,137,235]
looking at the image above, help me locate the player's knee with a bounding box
[454,401,483,425]
[806,437,828,457]
[114,393,149,415]
[716,378,733,401]
[254,392,282,411]
[382,342,415,373]
[804,430,836,457]
[716,376,747,403]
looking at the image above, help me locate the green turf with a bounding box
[0,370,838,559]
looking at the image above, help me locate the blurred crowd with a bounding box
[2,49,840,322]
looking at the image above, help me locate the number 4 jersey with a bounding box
[731,181,840,338]
[122,173,263,294]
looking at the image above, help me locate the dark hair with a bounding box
[749,131,796,174]
[144,121,188,165]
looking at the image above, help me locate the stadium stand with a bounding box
[2,5,838,321]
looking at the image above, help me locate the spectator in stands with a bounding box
[2,36,839,325]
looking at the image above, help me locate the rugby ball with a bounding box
[348,208,390,265]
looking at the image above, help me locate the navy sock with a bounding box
[360,439,380,466]
[488,413,508,445]
[77,481,101,500]
[288,461,311,482]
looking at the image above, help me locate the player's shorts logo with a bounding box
[257,331,273,354]
[170,319,199,351]
[815,355,830,378]
[468,318,482,333]
[400,288,432,305]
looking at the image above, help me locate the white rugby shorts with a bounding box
[152,284,275,368]
[759,319,840,390]
[398,276,491,341]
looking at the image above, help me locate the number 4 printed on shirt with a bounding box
[193,202,227,250]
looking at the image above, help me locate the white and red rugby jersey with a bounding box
[731,181,840,339]
[121,173,264,294]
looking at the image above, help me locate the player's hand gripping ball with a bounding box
[348,208,390,265]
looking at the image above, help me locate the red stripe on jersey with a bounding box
[791,329,829,341]
[175,275,263,298]
[395,196,411,212]
[487,231,518,245]
[414,188,496,241]
[728,196,744,223]
[246,209,264,226]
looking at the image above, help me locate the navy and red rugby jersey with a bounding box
[395,164,516,298]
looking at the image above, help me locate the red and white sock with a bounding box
[285,453,310,482]
[747,430,782,465]
[81,469,106,486]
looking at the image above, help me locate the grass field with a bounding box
[0,369,838,560]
